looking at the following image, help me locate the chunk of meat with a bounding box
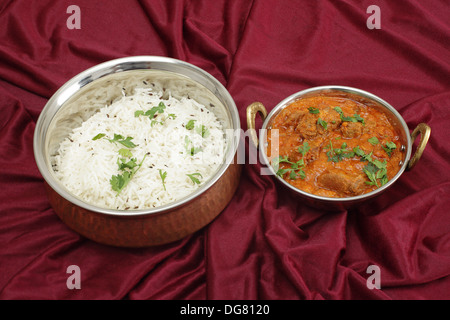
[341,121,363,138]
[317,169,367,196]
[296,113,318,138]
[287,138,323,164]
[319,106,342,131]
[281,109,307,129]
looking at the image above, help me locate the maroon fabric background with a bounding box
[0,0,449,300]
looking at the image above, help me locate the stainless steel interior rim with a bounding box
[33,56,240,216]
[259,85,412,203]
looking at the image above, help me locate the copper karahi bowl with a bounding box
[246,86,430,210]
[34,56,241,247]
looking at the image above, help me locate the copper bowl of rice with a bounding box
[34,56,241,247]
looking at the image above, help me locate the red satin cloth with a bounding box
[1,0,449,300]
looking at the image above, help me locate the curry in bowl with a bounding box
[267,96,403,198]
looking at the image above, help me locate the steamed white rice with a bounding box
[51,87,226,210]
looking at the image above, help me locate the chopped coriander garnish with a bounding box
[146,102,166,118]
[186,119,196,130]
[151,120,164,127]
[273,156,306,180]
[368,137,379,145]
[184,136,202,156]
[382,141,397,157]
[93,133,137,148]
[110,153,147,196]
[108,134,137,148]
[186,173,203,185]
[195,125,210,138]
[326,141,355,162]
[118,148,133,158]
[353,146,388,186]
[158,169,167,191]
[352,113,365,124]
[363,162,379,187]
[134,110,144,117]
[110,171,131,195]
[190,146,203,156]
[317,118,328,130]
[273,141,310,180]
[353,146,373,162]
[117,156,138,171]
[298,141,310,157]
[334,107,365,125]
[92,133,106,140]
[353,145,366,158]
[93,133,145,195]
[308,107,320,114]
[135,102,166,119]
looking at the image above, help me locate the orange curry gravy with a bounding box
[267,96,403,198]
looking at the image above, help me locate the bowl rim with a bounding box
[258,85,413,203]
[33,55,240,216]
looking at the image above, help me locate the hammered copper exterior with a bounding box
[46,162,241,247]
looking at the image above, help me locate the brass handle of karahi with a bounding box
[407,123,431,171]
[246,102,268,149]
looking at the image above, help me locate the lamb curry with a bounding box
[267,96,404,198]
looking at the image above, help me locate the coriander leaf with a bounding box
[289,170,297,180]
[184,136,191,153]
[107,134,137,148]
[92,133,106,141]
[382,141,397,156]
[363,163,379,187]
[317,118,328,130]
[276,168,290,178]
[372,159,385,169]
[334,106,343,114]
[368,137,379,145]
[190,146,203,156]
[308,107,320,114]
[353,146,365,157]
[118,137,136,148]
[386,141,396,149]
[195,125,210,138]
[151,120,163,127]
[110,171,131,195]
[184,135,202,155]
[297,169,306,180]
[158,169,167,191]
[118,148,133,158]
[380,175,389,186]
[326,140,356,162]
[117,157,138,171]
[376,167,387,179]
[272,155,306,180]
[143,101,166,119]
[355,149,388,187]
[134,110,144,117]
[110,174,124,193]
[186,119,196,130]
[110,153,147,195]
[353,113,365,124]
[298,141,310,156]
[186,173,203,185]
[271,155,286,170]
[113,133,124,141]
[168,113,176,119]
[334,107,365,124]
